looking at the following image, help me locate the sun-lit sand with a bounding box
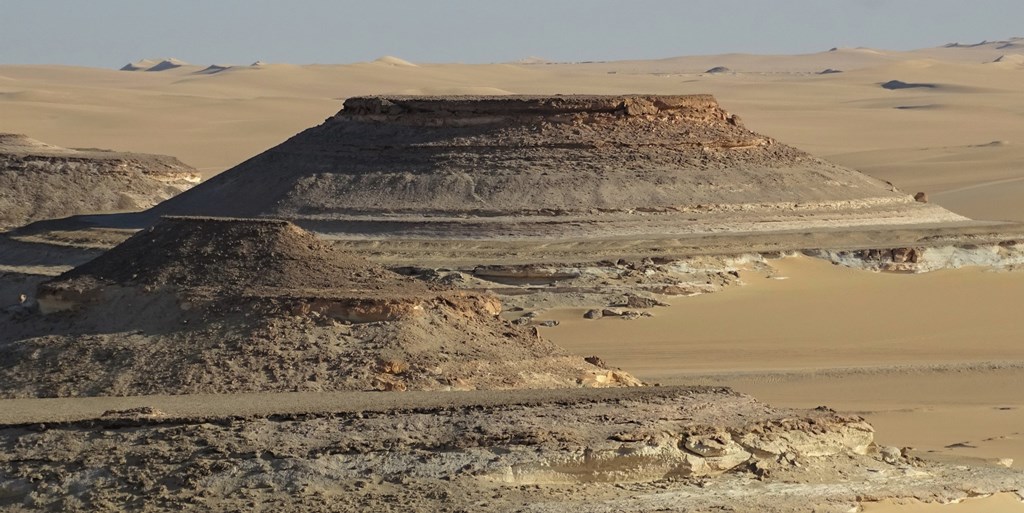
[547,257,1024,374]
[544,256,1024,508]
[862,492,1024,513]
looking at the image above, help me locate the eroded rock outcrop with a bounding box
[0,217,638,397]
[807,240,1024,272]
[0,134,198,230]
[2,386,1015,512]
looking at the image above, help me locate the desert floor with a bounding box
[2,41,1023,510]
[546,257,1024,464]
[546,256,1024,511]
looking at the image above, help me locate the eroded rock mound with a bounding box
[0,217,636,397]
[0,134,199,230]
[148,95,963,238]
[47,216,398,294]
[3,386,1015,512]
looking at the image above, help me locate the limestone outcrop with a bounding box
[1,386,1017,512]
[807,240,1024,272]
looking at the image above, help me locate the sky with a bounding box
[2,0,1021,67]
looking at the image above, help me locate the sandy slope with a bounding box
[545,257,1024,512]
[863,493,1024,512]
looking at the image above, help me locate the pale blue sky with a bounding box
[2,0,1021,67]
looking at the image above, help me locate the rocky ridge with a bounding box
[807,240,1024,272]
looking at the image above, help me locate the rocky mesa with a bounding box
[146,95,965,238]
[0,134,199,230]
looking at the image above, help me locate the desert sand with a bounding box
[1,39,1023,511]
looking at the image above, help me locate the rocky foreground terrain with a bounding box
[0,387,1020,512]
[0,134,199,231]
[1,217,1021,511]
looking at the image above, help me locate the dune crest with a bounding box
[373,55,417,67]
[120,57,188,72]
[146,58,188,71]
[119,58,159,71]
[196,64,231,74]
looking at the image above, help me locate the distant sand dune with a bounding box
[893,104,943,110]
[881,80,938,90]
[513,56,551,65]
[120,58,188,72]
[373,55,417,67]
[146,58,188,72]
[195,64,231,75]
[120,59,159,71]
[991,54,1024,66]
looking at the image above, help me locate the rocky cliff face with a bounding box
[0,134,199,230]
[148,95,964,237]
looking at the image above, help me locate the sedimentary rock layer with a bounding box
[148,95,964,236]
[0,134,199,230]
[0,217,636,397]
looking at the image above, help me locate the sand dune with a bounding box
[393,85,514,95]
[547,256,1024,376]
[119,58,160,71]
[145,58,188,71]
[993,53,1024,64]
[195,64,231,74]
[121,57,189,72]
[372,55,417,67]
